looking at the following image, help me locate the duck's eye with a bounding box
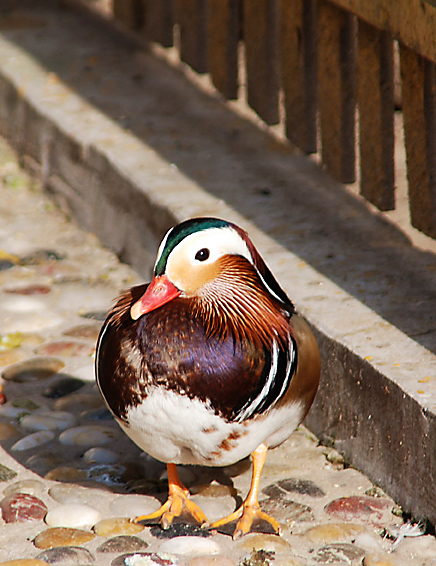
[195,248,210,262]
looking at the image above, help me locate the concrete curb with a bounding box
[0,1,435,526]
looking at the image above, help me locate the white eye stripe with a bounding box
[169,227,253,267]
[154,226,174,268]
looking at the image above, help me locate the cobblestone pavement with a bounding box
[0,136,434,566]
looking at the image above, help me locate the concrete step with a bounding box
[0,0,435,527]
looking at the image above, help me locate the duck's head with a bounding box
[130,217,294,345]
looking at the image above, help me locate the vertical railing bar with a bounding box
[281,0,317,153]
[400,45,436,238]
[303,0,318,153]
[176,0,209,73]
[357,21,395,210]
[317,0,356,183]
[243,0,280,125]
[423,60,436,231]
[112,0,144,30]
[208,0,240,99]
[144,0,174,48]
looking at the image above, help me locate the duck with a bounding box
[95,217,320,539]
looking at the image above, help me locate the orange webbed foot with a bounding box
[133,463,208,529]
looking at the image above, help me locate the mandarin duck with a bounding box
[96,217,320,539]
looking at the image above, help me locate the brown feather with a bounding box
[191,256,292,350]
[106,284,148,329]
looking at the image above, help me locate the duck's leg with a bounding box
[208,443,280,539]
[133,463,208,528]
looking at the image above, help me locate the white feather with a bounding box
[389,521,425,551]
[117,386,304,467]
[236,340,279,422]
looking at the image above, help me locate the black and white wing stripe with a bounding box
[234,333,297,422]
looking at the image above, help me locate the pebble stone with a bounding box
[54,394,104,412]
[1,357,65,382]
[44,503,102,529]
[259,496,314,524]
[111,553,178,566]
[44,467,88,483]
[63,324,101,340]
[36,546,94,566]
[236,533,293,553]
[5,284,51,295]
[4,479,46,497]
[109,495,161,518]
[96,535,149,553]
[34,527,96,549]
[158,536,221,556]
[325,496,391,525]
[265,478,326,498]
[35,341,94,358]
[312,543,366,564]
[82,447,120,464]
[20,412,76,432]
[58,425,119,447]
[301,522,366,544]
[93,518,145,537]
[41,378,86,399]
[0,423,21,439]
[49,483,109,505]
[10,431,55,452]
[0,493,48,523]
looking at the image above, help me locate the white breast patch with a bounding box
[117,387,304,467]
